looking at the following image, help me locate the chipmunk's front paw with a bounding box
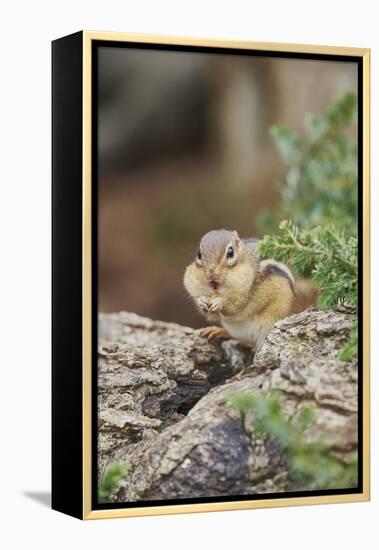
[196,296,211,313]
[208,296,222,312]
[199,326,230,341]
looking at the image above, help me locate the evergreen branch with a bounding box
[257,221,358,309]
[263,92,358,232]
[98,463,128,503]
[227,391,358,490]
[339,323,358,361]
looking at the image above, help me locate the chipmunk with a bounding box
[184,229,316,350]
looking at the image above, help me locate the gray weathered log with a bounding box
[98,307,357,502]
[98,312,254,467]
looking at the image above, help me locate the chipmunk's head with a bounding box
[184,229,258,298]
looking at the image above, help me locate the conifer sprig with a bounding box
[258,220,358,309]
[227,391,358,490]
[270,92,358,230]
[98,463,128,503]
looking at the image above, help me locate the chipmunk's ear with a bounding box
[232,230,241,247]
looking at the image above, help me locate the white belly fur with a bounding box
[221,318,267,347]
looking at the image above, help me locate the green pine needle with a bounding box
[339,322,358,361]
[227,391,358,490]
[98,463,128,503]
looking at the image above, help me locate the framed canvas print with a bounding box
[52,31,370,520]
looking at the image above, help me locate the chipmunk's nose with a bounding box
[207,266,217,279]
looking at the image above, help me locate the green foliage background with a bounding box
[257,92,359,360]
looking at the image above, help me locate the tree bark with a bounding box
[98,307,357,502]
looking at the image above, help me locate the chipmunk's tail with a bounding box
[292,278,320,313]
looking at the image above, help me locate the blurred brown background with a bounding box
[98,46,357,328]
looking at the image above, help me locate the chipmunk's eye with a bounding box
[226,246,234,259]
[197,250,202,261]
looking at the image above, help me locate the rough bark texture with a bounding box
[98,307,357,502]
